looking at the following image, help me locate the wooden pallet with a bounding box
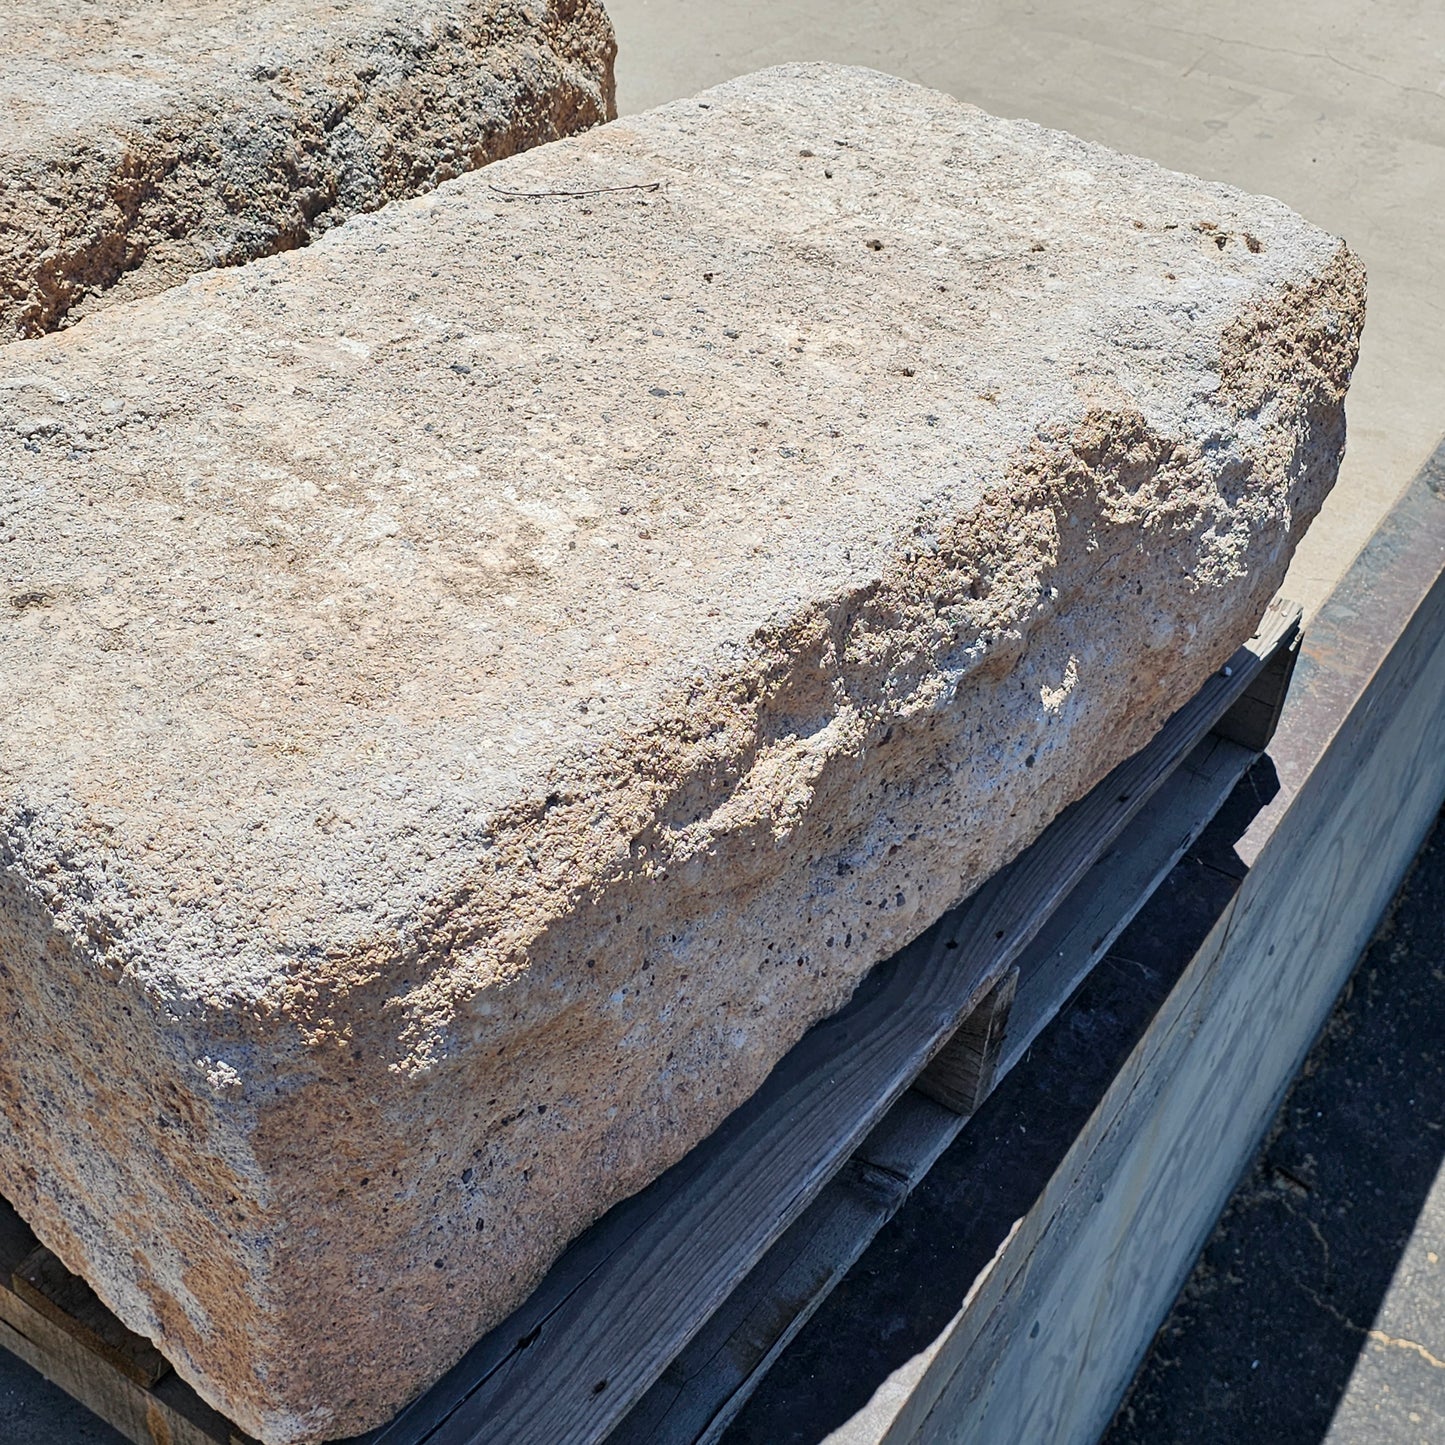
[0,601,1303,1445]
[0,1200,255,1444]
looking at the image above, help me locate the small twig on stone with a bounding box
[488,182,664,201]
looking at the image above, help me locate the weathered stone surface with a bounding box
[0,0,616,338]
[0,63,1362,1443]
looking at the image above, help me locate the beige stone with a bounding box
[0,0,616,338]
[0,64,1362,1443]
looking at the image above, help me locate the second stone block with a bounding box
[0,0,617,338]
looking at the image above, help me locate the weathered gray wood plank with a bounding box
[614,1157,910,1445]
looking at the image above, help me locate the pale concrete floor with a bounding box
[607,0,1445,618]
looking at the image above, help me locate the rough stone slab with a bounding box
[0,0,616,338]
[0,63,1363,1444]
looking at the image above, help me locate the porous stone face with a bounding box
[0,0,616,338]
[0,64,1363,1443]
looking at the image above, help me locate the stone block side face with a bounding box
[0,0,617,339]
[0,868,293,1434]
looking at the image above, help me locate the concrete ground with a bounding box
[4,2,1444,1441]
[607,0,1445,617]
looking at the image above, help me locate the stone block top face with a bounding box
[0,64,1362,1441]
[0,0,617,336]
[0,61,1361,1019]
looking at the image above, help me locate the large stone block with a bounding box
[0,0,616,338]
[0,64,1362,1443]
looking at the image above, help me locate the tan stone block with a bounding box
[0,0,616,337]
[0,64,1363,1442]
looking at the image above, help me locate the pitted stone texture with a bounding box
[0,65,1362,1443]
[0,0,616,338]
